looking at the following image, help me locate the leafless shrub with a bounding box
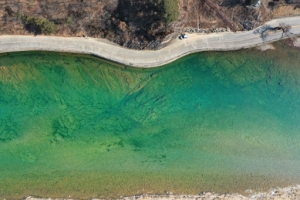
[278,22,292,38]
[254,25,276,41]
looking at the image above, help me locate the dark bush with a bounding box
[23,16,57,35]
[245,0,259,5]
[268,2,275,6]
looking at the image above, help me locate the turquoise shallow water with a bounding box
[1,41,300,199]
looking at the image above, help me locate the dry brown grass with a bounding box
[271,5,300,18]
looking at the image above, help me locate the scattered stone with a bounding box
[182,27,230,34]
[24,185,300,200]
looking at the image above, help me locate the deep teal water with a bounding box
[0,41,300,199]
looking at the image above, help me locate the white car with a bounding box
[179,34,188,40]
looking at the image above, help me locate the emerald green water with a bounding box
[1,41,300,199]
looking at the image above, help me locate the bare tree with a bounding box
[253,25,276,41]
[204,0,237,32]
[277,22,292,38]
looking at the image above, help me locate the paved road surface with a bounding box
[0,16,299,68]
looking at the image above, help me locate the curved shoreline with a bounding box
[0,16,300,68]
[24,184,300,200]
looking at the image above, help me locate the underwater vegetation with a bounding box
[0,41,300,199]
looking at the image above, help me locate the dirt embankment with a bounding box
[0,0,299,49]
[0,0,172,49]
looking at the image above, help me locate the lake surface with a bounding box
[1,41,300,199]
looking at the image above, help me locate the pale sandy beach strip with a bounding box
[24,184,300,200]
[0,16,300,68]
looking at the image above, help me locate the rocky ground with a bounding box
[0,0,299,49]
[24,185,300,200]
[0,0,171,49]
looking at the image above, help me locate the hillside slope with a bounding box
[0,0,299,49]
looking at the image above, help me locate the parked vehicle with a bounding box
[179,34,188,40]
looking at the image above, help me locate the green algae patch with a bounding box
[1,43,300,199]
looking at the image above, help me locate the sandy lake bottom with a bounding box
[0,41,300,199]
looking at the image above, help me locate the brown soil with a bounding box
[0,0,298,49]
[0,0,171,49]
[174,0,271,33]
[271,5,300,17]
